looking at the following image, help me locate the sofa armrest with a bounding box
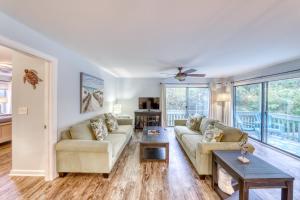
[117,118,133,125]
[174,119,187,126]
[197,142,241,154]
[56,139,112,153]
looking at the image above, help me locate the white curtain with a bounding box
[209,82,217,119]
[223,82,232,126]
[160,84,167,127]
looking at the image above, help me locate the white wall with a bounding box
[117,78,162,117]
[0,12,118,130]
[0,12,118,175]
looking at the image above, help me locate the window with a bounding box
[0,82,11,115]
[233,78,300,157]
[166,87,210,126]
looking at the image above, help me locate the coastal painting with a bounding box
[80,72,104,113]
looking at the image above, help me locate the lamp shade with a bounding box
[113,104,122,115]
[216,93,230,102]
[0,97,8,103]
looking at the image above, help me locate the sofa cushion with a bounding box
[181,134,203,158]
[70,121,96,140]
[200,118,217,134]
[61,130,72,139]
[215,123,244,142]
[174,126,199,139]
[186,115,203,131]
[105,134,127,157]
[111,125,132,134]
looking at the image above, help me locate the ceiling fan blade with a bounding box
[160,72,176,75]
[183,69,197,74]
[162,76,176,79]
[186,74,206,77]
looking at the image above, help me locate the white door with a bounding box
[11,51,48,176]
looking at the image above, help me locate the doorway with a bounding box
[0,37,57,181]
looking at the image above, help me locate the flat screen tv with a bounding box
[139,97,160,110]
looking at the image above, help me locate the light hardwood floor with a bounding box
[0,129,299,200]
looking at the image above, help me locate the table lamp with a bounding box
[113,104,122,116]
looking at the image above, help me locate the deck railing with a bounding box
[167,110,300,142]
[236,111,300,142]
[167,110,208,126]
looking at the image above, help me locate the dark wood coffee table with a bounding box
[212,150,294,200]
[140,126,169,163]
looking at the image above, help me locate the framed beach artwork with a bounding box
[80,72,104,113]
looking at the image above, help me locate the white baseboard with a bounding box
[9,169,45,177]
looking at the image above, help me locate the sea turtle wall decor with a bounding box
[23,69,43,89]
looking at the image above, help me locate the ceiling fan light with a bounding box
[176,75,185,81]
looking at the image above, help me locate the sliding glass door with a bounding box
[266,78,300,156]
[234,84,262,140]
[233,77,300,157]
[166,88,187,126]
[187,88,210,117]
[166,87,210,126]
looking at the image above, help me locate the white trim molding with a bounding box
[9,170,45,177]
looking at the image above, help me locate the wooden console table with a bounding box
[134,111,161,129]
[212,150,294,200]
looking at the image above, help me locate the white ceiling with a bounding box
[1,0,300,78]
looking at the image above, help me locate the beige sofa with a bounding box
[174,118,248,179]
[56,114,133,178]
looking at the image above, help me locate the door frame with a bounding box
[0,35,58,181]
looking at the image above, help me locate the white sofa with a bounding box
[174,118,248,179]
[56,115,133,178]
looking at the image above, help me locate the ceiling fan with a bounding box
[162,66,205,81]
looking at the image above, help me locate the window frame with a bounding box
[233,77,300,159]
[166,86,210,127]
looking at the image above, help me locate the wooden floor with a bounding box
[0,129,299,200]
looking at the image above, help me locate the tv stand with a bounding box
[134,110,161,129]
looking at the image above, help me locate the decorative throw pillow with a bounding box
[218,165,234,195]
[202,125,224,142]
[199,118,217,134]
[104,113,119,132]
[90,118,108,140]
[186,115,202,131]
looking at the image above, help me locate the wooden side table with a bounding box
[212,150,294,200]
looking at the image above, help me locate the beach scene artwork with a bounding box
[80,73,104,113]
